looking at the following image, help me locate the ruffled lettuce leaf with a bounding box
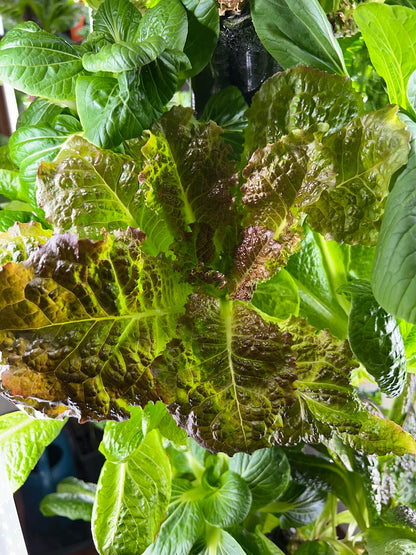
[0,229,191,420]
[151,294,416,456]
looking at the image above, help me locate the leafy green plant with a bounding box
[1,0,416,553]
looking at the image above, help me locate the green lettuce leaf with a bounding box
[0,229,190,420]
[251,0,347,76]
[0,222,52,264]
[347,280,407,397]
[243,66,364,161]
[40,477,96,522]
[303,106,410,246]
[93,429,171,555]
[0,410,65,492]
[251,269,300,321]
[152,294,416,455]
[355,3,416,116]
[0,22,84,105]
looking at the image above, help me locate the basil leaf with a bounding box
[355,3,416,117]
[40,477,96,522]
[0,411,65,492]
[0,22,84,105]
[93,429,171,555]
[229,447,290,510]
[347,280,407,397]
[251,0,347,75]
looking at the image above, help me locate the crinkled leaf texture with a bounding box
[0,229,190,421]
[0,410,65,492]
[152,294,416,456]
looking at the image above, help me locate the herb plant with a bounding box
[1,0,416,553]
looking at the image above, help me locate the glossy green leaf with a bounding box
[366,525,416,555]
[82,36,166,73]
[137,0,188,51]
[355,3,416,116]
[0,411,65,492]
[10,115,82,206]
[244,66,364,162]
[153,294,416,456]
[143,401,188,445]
[347,244,376,282]
[372,116,416,323]
[0,22,84,104]
[0,167,23,202]
[144,478,204,555]
[295,541,336,555]
[16,99,63,129]
[181,0,219,77]
[283,226,349,339]
[273,483,327,528]
[347,280,407,397]
[197,528,246,555]
[93,429,171,555]
[229,447,290,510]
[251,0,347,75]
[0,210,35,231]
[76,51,188,148]
[93,0,142,43]
[232,527,285,555]
[40,477,96,522]
[0,229,190,420]
[100,407,144,462]
[251,269,300,321]
[201,470,252,527]
[201,86,248,159]
[303,105,410,246]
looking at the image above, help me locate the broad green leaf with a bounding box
[201,86,248,159]
[0,167,23,202]
[0,22,84,105]
[347,244,376,281]
[303,105,410,246]
[76,51,188,148]
[244,67,364,162]
[144,478,204,555]
[0,222,52,264]
[272,483,327,528]
[347,280,407,397]
[232,527,285,555]
[229,447,290,510]
[201,470,252,527]
[284,226,349,339]
[372,116,416,323]
[137,0,188,51]
[197,528,246,555]
[93,0,142,43]
[399,321,416,371]
[355,3,416,116]
[366,525,416,555]
[386,0,416,7]
[37,135,172,256]
[0,229,190,420]
[181,0,219,77]
[0,145,17,171]
[0,209,35,231]
[92,429,171,555]
[251,0,347,75]
[0,410,65,492]
[100,407,144,462]
[153,294,416,455]
[82,36,166,73]
[16,99,63,129]
[143,401,187,445]
[230,227,291,301]
[319,0,341,11]
[40,477,96,522]
[10,115,82,206]
[251,269,300,321]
